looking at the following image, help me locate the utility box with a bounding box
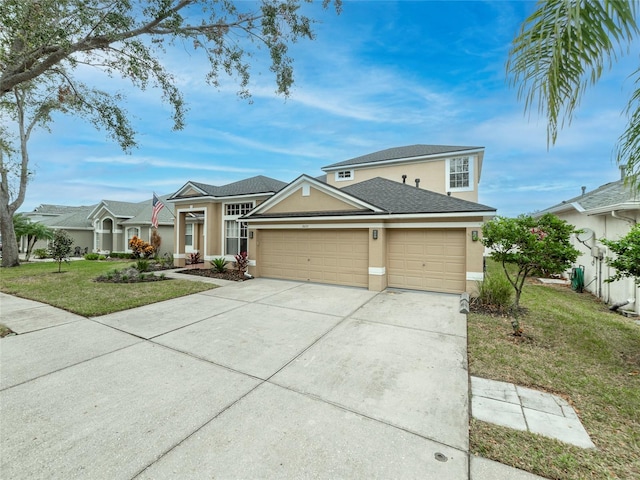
[591,246,603,259]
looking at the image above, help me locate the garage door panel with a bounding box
[388,229,466,294]
[259,229,368,288]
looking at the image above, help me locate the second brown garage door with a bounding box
[387,229,466,293]
[258,229,369,287]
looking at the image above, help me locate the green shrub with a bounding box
[33,248,48,259]
[160,253,174,267]
[136,259,150,272]
[211,257,228,273]
[98,255,106,261]
[109,252,134,259]
[84,253,100,260]
[474,273,513,309]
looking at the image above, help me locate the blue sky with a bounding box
[20,1,637,216]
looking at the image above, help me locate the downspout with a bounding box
[610,211,637,312]
[611,210,637,225]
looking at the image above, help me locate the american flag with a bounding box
[151,193,165,229]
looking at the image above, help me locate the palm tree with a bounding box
[508,1,640,188]
[13,214,54,261]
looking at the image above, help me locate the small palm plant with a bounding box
[211,257,228,273]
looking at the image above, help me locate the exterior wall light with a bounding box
[372,229,379,240]
[249,231,254,239]
[471,230,479,241]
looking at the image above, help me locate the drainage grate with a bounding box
[434,453,448,462]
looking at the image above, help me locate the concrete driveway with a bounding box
[1,280,470,479]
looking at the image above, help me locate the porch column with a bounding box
[174,212,187,267]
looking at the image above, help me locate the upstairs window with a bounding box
[447,157,473,191]
[335,170,353,182]
[225,203,253,216]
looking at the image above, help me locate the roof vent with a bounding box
[581,186,586,196]
[402,174,407,184]
[620,164,627,180]
[415,178,420,188]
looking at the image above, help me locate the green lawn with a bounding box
[0,260,215,317]
[469,261,640,480]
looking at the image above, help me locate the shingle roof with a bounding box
[30,204,90,216]
[97,200,146,217]
[248,176,495,218]
[323,144,483,170]
[540,179,639,213]
[342,177,495,214]
[184,175,287,198]
[121,194,174,225]
[36,205,95,229]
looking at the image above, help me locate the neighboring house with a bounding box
[22,204,94,253]
[169,145,496,294]
[537,170,639,315]
[22,194,175,256]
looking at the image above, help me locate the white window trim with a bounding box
[184,223,194,252]
[222,201,255,256]
[334,169,354,182]
[446,156,474,193]
[126,227,140,252]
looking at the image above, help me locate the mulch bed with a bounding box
[176,268,247,281]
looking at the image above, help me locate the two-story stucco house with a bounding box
[169,145,496,294]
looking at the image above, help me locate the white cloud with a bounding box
[83,155,262,173]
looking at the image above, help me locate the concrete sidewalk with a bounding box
[1,284,545,479]
[471,376,595,449]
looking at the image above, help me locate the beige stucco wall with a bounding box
[556,210,639,315]
[325,155,480,202]
[264,186,365,214]
[28,230,93,255]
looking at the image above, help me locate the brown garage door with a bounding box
[387,229,466,293]
[258,229,369,287]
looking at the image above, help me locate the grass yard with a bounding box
[469,262,640,480]
[0,260,214,317]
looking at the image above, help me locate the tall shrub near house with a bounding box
[482,213,580,309]
[47,229,73,273]
[129,236,154,258]
[150,229,162,254]
[234,251,249,275]
[601,223,640,284]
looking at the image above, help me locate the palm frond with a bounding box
[616,68,640,191]
[507,0,638,146]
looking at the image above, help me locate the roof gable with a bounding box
[169,175,287,201]
[246,175,382,217]
[88,200,140,219]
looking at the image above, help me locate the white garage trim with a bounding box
[466,272,484,281]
